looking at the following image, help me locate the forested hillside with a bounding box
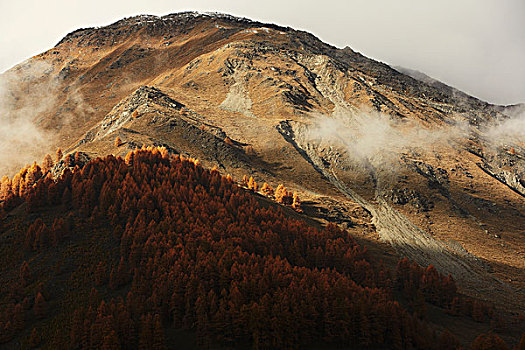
[0,147,521,349]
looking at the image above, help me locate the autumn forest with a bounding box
[0,148,523,349]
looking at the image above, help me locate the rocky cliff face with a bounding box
[2,12,524,311]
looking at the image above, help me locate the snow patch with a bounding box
[241,27,271,34]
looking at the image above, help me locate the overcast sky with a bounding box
[1,0,523,105]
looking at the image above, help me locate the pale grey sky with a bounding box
[1,0,524,105]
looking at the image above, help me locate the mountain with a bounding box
[0,11,524,348]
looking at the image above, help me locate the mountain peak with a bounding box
[56,11,292,47]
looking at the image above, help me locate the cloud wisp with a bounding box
[306,110,468,174]
[0,60,57,176]
[483,107,525,146]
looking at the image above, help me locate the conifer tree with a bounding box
[260,182,274,197]
[247,176,258,191]
[42,154,54,173]
[20,261,31,287]
[101,330,120,350]
[28,327,41,348]
[0,176,11,200]
[275,184,287,204]
[33,292,47,319]
[56,148,63,162]
[241,175,249,188]
[12,304,24,331]
[114,136,123,147]
[292,192,302,211]
[275,184,293,205]
[95,262,108,286]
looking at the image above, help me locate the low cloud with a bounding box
[0,60,57,176]
[304,106,525,192]
[483,107,525,146]
[306,109,469,176]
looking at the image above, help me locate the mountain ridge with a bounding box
[41,11,507,120]
[53,12,521,110]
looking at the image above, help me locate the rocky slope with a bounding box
[2,11,524,314]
